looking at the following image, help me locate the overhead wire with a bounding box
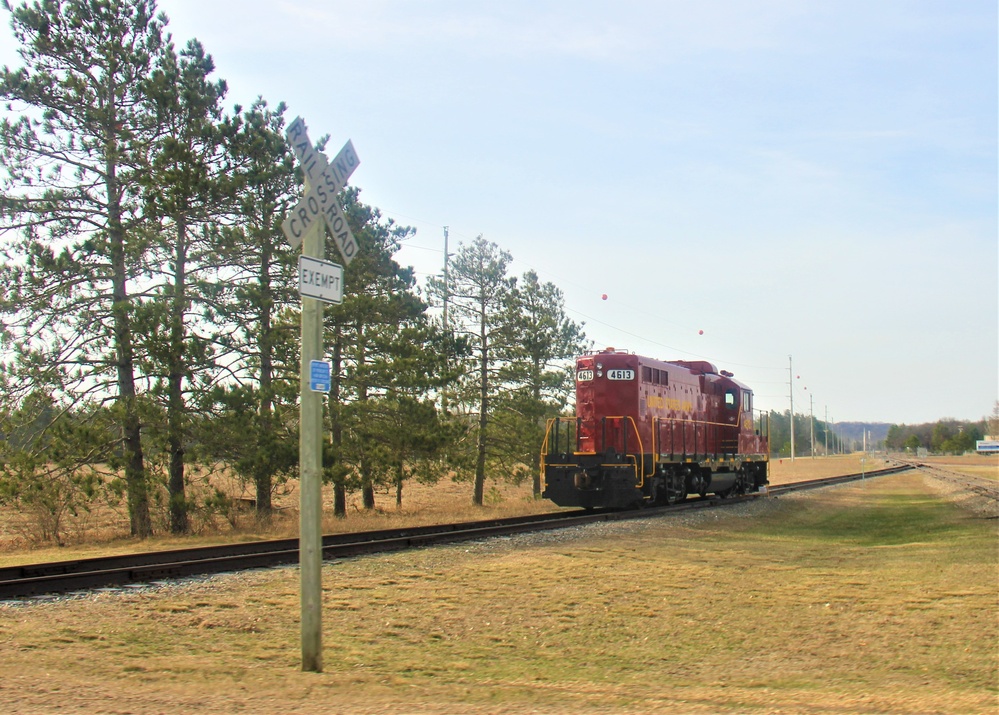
[375,207,788,372]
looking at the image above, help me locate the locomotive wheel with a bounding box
[734,467,749,496]
[649,478,663,506]
[683,467,709,499]
[694,469,708,498]
[665,472,686,504]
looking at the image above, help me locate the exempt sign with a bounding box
[298,255,343,304]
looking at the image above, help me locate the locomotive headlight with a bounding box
[596,362,603,369]
[596,370,603,377]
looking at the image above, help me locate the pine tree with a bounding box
[326,187,436,513]
[427,236,517,505]
[0,392,116,545]
[0,0,172,537]
[139,37,230,533]
[498,270,587,495]
[206,98,300,518]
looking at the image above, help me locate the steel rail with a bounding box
[0,465,911,600]
[892,458,999,505]
[766,463,913,495]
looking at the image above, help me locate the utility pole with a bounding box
[442,226,450,330]
[824,405,829,456]
[441,226,450,413]
[809,393,815,459]
[788,355,795,462]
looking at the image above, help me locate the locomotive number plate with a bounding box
[576,369,594,382]
[607,369,635,380]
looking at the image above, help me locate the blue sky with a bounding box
[1,1,995,425]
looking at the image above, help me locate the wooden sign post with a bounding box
[283,117,358,673]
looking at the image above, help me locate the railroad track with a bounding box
[0,465,912,600]
[894,458,999,510]
[767,462,913,496]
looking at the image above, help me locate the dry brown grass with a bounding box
[0,472,554,564]
[768,452,898,484]
[914,453,999,481]
[1,452,988,569]
[1,470,995,714]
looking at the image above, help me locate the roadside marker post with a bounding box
[285,116,359,673]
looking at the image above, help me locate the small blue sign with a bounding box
[309,360,331,393]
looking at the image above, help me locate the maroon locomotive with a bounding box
[542,348,769,508]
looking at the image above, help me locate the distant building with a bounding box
[975,439,999,453]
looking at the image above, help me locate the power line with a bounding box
[378,206,787,372]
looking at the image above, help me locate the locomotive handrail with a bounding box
[611,416,644,488]
[541,416,580,454]
[652,415,742,460]
[621,453,640,482]
[754,409,771,454]
[650,416,743,429]
[593,415,645,489]
[552,412,752,468]
[540,417,559,475]
[542,415,646,488]
[540,416,584,482]
[540,419,554,492]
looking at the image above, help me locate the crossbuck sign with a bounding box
[281,117,360,264]
[286,116,362,673]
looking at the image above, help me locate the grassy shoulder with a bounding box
[1,470,995,714]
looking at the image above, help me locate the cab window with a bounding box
[642,367,668,385]
[725,389,737,408]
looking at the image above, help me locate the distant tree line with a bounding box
[765,408,993,457]
[765,410,845,458]
[0,0,587,544]
[885,417,990,454]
